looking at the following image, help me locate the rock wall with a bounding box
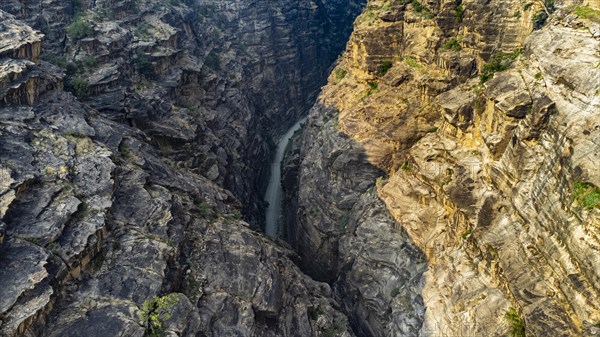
[294,0,600,336]
[0,0,365,335]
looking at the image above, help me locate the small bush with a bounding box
[455,4,464,22]
[573,181,600,209]
[404,55,421,68]
[391,287,400,297]
[42,54,69,68]
[412,0,425,13]
[231,209,242,220]
[401,162,411,172]
[504,307,525,337]
[194,200,214,218]
[379,61,393,76]
[479,49,521,83]
[544,0,556,13]
[65,77,90,100]
[140,294,179,337]
[574,6,600,23]
[308,303,325,320]
[365,81,379,96]
[376,176,387,189]
[67,16,93,40]
[80,55,97,69]
[444,38,461,52]
[334,68,347,82]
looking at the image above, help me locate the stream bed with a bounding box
[264,117,306,237]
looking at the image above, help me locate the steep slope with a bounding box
[293,0,600,336]
[0,0,365,335]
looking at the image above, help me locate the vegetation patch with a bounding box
[376,176,387,189]
[574,6,600,23]
[504,307,525,337]
[363,81,379,97]
[444,38,461,52]
[333,68,347,83]
[65,77,90,100]
[479,49,521,83]
[67,15,93,40]
[308,303,325,320]
[140,293,179,337]
[573,181,600,209]
[321,319,346,337]
[42,54,69,68]
[455,4,464,22]
[194,200,215,218]
[403,55,422,68]
[378,61,393,76]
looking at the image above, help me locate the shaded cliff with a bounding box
[0,0,364,335]
[293,0,600,336]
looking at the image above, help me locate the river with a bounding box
[264,117,307,238]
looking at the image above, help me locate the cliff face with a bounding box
[294,0,600,336]
[0,0,364,335]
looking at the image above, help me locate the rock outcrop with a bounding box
[0,0,365,335]
[293,0,600,336]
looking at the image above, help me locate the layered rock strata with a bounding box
[293,0,600,336]
[0,0,365,335]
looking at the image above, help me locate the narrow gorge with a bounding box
[1,0,599,336]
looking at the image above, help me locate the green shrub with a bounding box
[364,81,379,96]
[574,6,600,23]
[504,307,525,337]
[391,287,400,297]
[444,38,461,52]
[308,303,325,320]
[334,68,347,82]
[455,4,464,22]
[66,77,90,100]
[461,230,472,240]
[379,61,393,76]
[231,209,242,219]
[321,319,345,337]
[544,0,556,13]
[80,55,97,69]
[67,16,93,40]
[573,181,600,209]
[479,49,521,83]
[42,54,69,68]
[194,200,214,218]
[376,176,387,189]
[401,161,411,172]
[404,55,422,68]
[140,294,179,337]
[412,0,425,13]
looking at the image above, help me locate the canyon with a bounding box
[1,0,599,337]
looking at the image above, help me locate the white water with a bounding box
[264,117,307,238]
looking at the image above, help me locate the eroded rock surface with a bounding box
[293,0,600,336]
[0,1,364,336]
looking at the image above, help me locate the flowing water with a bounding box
[264,117,307,237]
